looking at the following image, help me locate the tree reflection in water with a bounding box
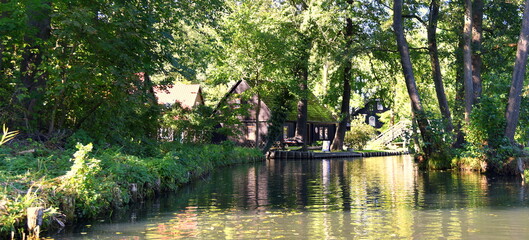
[49,155,529,239]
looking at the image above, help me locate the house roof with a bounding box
[154,84,203,108]
[219,80,336,123]
[285,92,337,123]
[216,80,272,121]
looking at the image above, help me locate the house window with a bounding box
[316,126,329,140]
[377,102,383,111]
[369,116,376,127]
[233,99,241,109]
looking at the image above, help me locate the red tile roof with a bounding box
[154,84,203,108]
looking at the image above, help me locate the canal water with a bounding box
[47,155,529,239]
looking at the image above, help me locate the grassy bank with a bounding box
[0,141,263,238]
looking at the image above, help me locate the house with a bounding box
[214,80,337,147]
[351,99,389,129]
[282,93,337,145]
[213,80,271,147]
[154,84,205,141]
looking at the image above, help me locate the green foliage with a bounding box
[60,143,119,218]
[344,117,376,150]
[515,96,529,144]
[460,94,520,171]
[161,102,240,144]
[0,0,229,147]
[0,187,39,234]
[0,141,263,235]
[262,86,295,152]
[66,130,94,148]
[466,95,507,150]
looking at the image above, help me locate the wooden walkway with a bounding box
[267,150,407,160]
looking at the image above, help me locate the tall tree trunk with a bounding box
[463,0,473,124]
[453,34,466,148]
[331,62,351,151]
[256,91,261,149]
[142,72,160,139]
[331,1,354,151]
[295,69,308,151]
[393,0,433,157]
[472,0,483,103]
[505,0,529,142]
[427,0,453,133]
[20,0,51,131]
[292,1,310,151]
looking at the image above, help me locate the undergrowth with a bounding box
[0,141,263,238]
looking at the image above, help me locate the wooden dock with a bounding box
[267,150,407,160]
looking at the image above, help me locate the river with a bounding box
[46,155,529,239]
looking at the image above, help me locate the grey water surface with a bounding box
[47,155,529,239]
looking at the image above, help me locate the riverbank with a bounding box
[267,150,407,159]
[0,141,263,238]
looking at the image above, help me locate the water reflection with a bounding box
[48,155,529,239]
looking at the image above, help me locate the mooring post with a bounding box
[156,178,161,192]
[131,183,138,200]
[27,207,44,239]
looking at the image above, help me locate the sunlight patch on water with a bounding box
[47,156,529,239]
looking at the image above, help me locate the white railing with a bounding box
[369,120,412,146]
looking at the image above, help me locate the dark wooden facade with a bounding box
[351,99,390,129]
[283,122,336,143]
[214,80,271,147]
[215,80,337,146]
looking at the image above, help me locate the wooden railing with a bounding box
[369,120,412,147]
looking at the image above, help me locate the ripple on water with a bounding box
[46,156,529,239]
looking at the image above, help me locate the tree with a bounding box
[427,0,453,133]
[471,0,484,103]
[19,0,51,132]
[393,0,433,157]
[463,0,473,124]
[214,0,295,149]
[0,0,227,147]
[287,0,312,151]
[505,0,529,142]
[331,0,354,151]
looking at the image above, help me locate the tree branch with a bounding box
[366,47,429,53]
[402,14,427,27]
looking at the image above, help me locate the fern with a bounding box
[0,124,18,146]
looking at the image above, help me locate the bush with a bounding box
[160,103,241,144]
[460,94,523,172]
[344,117,377,150]
[59,143,120,218]
[0,140,264,237]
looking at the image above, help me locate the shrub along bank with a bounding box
[0,141,263,238]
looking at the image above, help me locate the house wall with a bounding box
[310,123,336,142]
[217,80,272,147]
[352,100,389,129]
[227,81,271,122]
[217,80,337,147]
[283,122,337,145]
[227,121,269,147]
